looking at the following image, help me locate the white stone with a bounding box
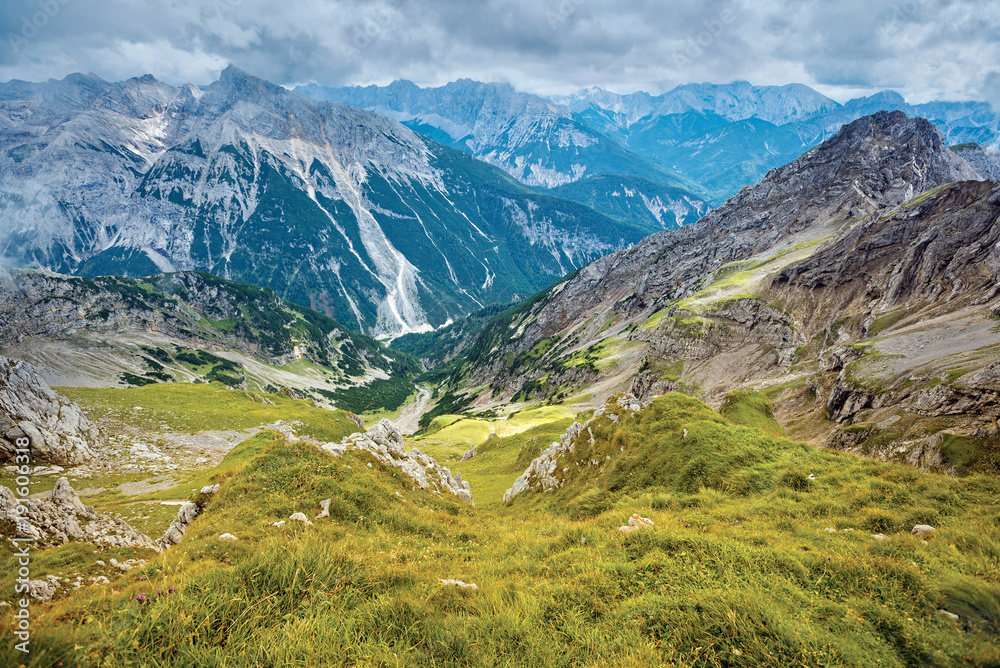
[316,499,331,519]
[439,579,477,589]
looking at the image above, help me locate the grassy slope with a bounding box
[0,383,362,537]
[59,383,358,442]
[2,394,999,666]
[413,405,581,507]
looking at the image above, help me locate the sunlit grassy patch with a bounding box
[60,382,357,441]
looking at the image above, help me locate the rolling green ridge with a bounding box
[3,392,998,666]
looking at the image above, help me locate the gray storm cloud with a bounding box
[1,0,998,102]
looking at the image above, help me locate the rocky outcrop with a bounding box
[0,356,96,465]
[826,376,886,423]
[908,364,1000,417]
[0,478,155,549]
[503,422,585,502]
[504,394,642,502]
[321,419,473,503]
[157,484,219,548]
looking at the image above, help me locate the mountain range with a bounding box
[3,69,1000,667]
[301,79,1000,204]
[427,111,1000,474]
[0,67,664,338]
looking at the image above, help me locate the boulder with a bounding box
[316,498,331,519]
[28,576,60,602]
[0,356,96,464]
[619,513,655,533]
[911,524,937,538]
[157,499,210,549]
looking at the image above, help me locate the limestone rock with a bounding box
[616,394,642,412]
[219,533,238,541]
[289,512,312,525]
[939,609,960,622]
[320,419,474,504]
[911,524,937,538]
[0,478,155,549]
[0,356,96,465]
[28,576,60,602]
[157,497,212,549]
[505,394,639,503]
[344,412,366,430]
[504,422,583,503]
[619,513,655,533]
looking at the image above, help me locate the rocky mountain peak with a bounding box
[701,110,980,243]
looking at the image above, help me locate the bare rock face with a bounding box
[0,356,96,465]
[950,143,1000,180]
[0,478,155,549]
[156,484,221,548]
[320,419,473,503]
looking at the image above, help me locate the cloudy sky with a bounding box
[2,0,998,105]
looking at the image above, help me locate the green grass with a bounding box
[59,382,357,442]
[3,394,999,666]
[867,307,909,336]
[719,390,786,437]
[412,405,580,505]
